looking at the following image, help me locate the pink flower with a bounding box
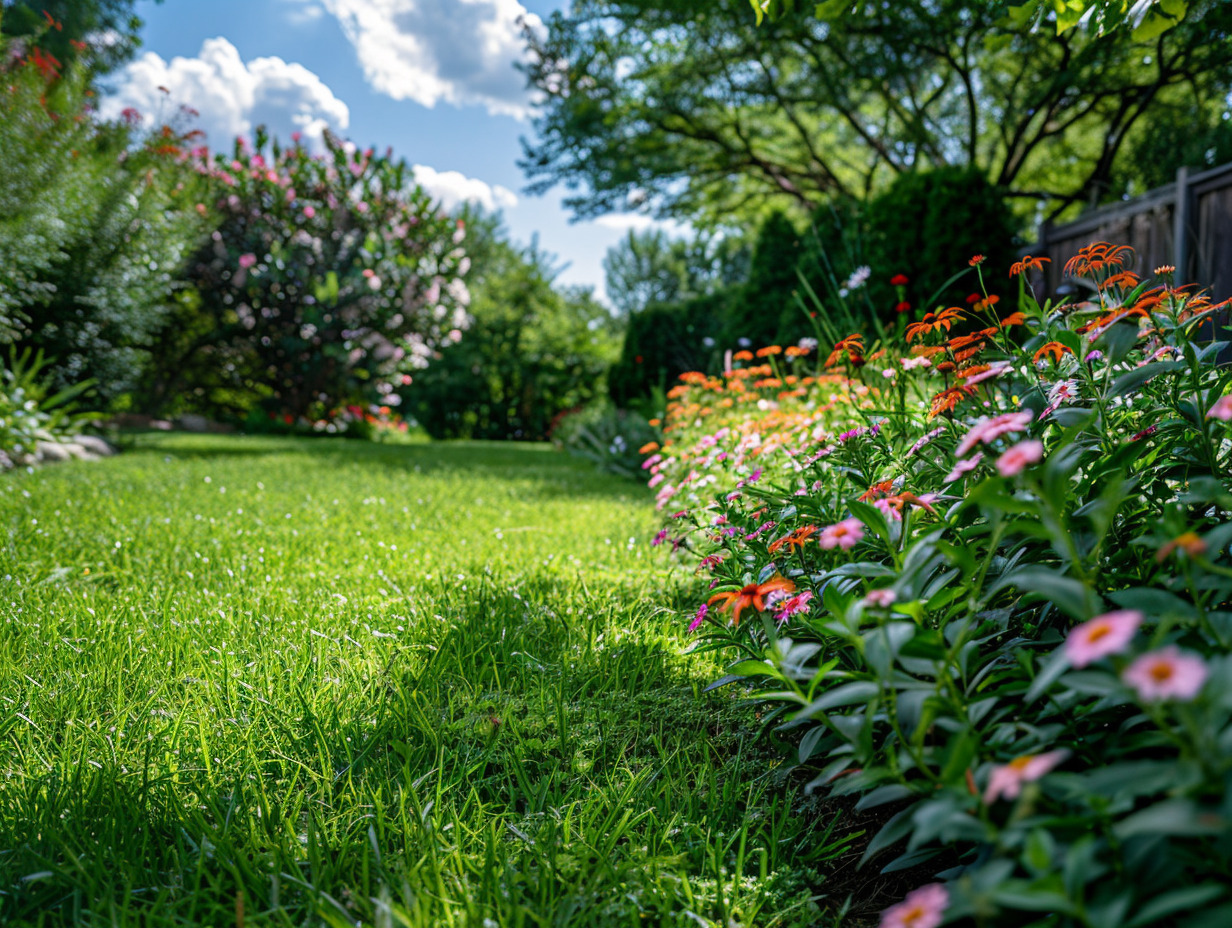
[879,883,949,928]
[302,205,316,219]
[864,589,897,608]
[996,439,1044,476]
[774,590,814,624]
[965,361,1012,385]
[955,411,1032,457]
[238,253,257,269]
[1207,394,1232,421]
[689,603,709,633]
[650,529,669,547]
[945,453,982,483]
[1123,647,1208,702]
[819,518,864,550]
[984,749,1070,803]
[1065,610,1141,668]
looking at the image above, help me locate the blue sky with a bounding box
[108,0,657,301]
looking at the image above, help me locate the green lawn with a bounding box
[0,435,841,927]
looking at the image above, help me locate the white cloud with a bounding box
[317,0,542,118]
[281,0,326,25]
[101,38,349,149]
[412,165,518,212]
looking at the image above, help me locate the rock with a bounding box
[178,414,210,432]
[35,441,72,462]
[74,434,116,457]
[63,443,99,461]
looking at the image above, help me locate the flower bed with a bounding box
[647,245,1232,926]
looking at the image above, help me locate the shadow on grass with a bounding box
[0,568,881,928]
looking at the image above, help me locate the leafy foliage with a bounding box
[522,0,1232,225]
[0,349,97,468]
[646,243,1232,924]
[408,221,618,441]
[0,34,204,403]
[168,129,470,423]
[602,228,749,316]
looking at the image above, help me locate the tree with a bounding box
[165,130,470,422]
[1,1,157,72]
[521,0,1232,226]
[602,228,749,315]
[751,0,1192,40]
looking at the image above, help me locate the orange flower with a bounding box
[928,385,977,419]
[906,307,964,342]
[972,294,1001,313]
[955,363,990,380]
[768,525,818,553]
[638,441,660,454]
[953,345,984,364]
[969,254,986,266]
[998,312,1026,328]
[756,345,783,357]
[785,345,808,358]
[708,576,797,626]
[1157,532,1206,562]
[825,334,865,367]
[859,480,895,502]
[1064,242,1133,279]
[733,350,755,362]
[911,344,947,358]
[1033,341,1072,365]
[947,333,986,352]
[1099,270,1140,291]
[1009,255,1050,278]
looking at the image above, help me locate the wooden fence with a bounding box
[1027,161,1232,302]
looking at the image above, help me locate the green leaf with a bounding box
[994,566,1098,619]
[797,680,880,719]
[1126,885,1225,928]
[1025,649,1071,703]
[1107,362,1183,400]
[1115,799,1224,839]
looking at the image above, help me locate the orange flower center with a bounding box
[1148,662,1175,683]
[1085,623,1111,643]
[1007,755,1035,773]
[900,904,928,926]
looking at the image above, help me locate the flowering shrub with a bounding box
[648,246,1232,925]
[177,128,470,421]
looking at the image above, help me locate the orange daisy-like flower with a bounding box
[998,312,1026,328]
[785,345,808,358]
[911,344,947,358]
[1064,242,1133,279]
[955,363,991,381]
[756,345,783,358]
[1099,270,1141,292]
[825,334,865,368]
[707,576,797,626]
[768,525,818,554]
[859,480,895,502]
[1156,531,1206,562]
[972,294,1001,313]
[1032,341,1072,365]
[928,385,977,419]
[906,307,964,342]
[953,345,985,364]
[969,254,986,267]
[638,441,660,454]
[1009,255,1051,278]
[733,350,755,362]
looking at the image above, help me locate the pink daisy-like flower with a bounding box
[1065,610,1141,668]
[864,589,898,608]
[773,590,814,624]
[996,439,1044,476]
[981,410,1035,444]
[819,518,865,550]
[1123,647,1208,702]
[238,253,258,269]
[879,883,949,928]
[945,453,982,483]
[1048,379,1079,406]
[965,361,1012,386]
[983,749,1070,803]
[1206,394,1232,422]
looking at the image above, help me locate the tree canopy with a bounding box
[520,0,1232,226]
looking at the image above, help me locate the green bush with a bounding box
[409,231,618,441]
[862,166,1019,317]
[0,36,206,404]
[608,291,731,407]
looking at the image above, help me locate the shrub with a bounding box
[408,232,617,441]
[645,246,1232,925]
[608,292,731,407]
[862,166,1019,319]
[168,129,470,423]
[0,34,202,402]
[552,401,660,478]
